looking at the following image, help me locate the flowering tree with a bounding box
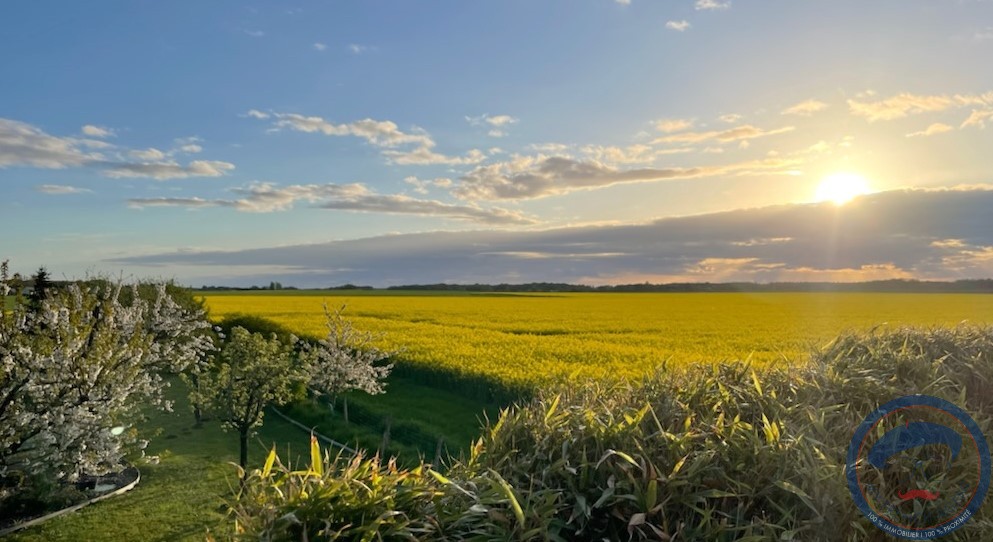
[0,261,214,505]
[193,327,302,471]
[302,304,396,420]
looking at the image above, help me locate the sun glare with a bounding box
[815,173,871,205]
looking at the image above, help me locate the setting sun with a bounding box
[815,173,872,205]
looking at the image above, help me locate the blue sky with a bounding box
[2,0,992,286]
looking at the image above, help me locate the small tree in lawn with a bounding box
[195,327,302,472]
[303,304,396,423]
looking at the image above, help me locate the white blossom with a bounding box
[1,264,213,497]
[301,304,396,404]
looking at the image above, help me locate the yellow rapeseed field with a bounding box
[202,292,993,391]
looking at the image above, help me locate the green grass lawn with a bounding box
[281,375,499,465]
[5,374,494,541]
[6,379,310,542]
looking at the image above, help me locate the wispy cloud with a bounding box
[654,118,694,133]
[265,112,433,146]
[665,20,691,32]
[102,160,235,180]
[1,118,234,180]
[81,125,115,138]
[313,42,328,51]
[847,90,993,121]
[453,154,796,200]
[782,99,828,116]
[695,0,730,10]
[906,123,954,137]
[404,176,453,194]
[243,29,265,38]
[348,44,370,54]
[128,182,535,225]
[248,110,485,165]
[961,109,993,129]
[654,124,795,145]
[466,114,519,137]
[383,147,486,166]
[36,184,91,195]
[580,144,660,164]
[174,136,203,154]
[1,118,95,168]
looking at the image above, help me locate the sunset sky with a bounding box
[2,0,992,286]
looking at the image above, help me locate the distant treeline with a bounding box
[195,279,993,293]
[197,283,374,292]
[386,280,993,293]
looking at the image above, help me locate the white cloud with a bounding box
[129,148,168,161]
[665,20,691,32]
[615,0,631,5]
[467,114,519,137]
[782,99,828,116]
[404,176,455,194]
[266,112,433,147]
[348,44,369,54]
[1,119,96,168]
[654,124,795,145]
[253,110,484,165]
[961,109,993,129]
[313,42,327,51]
[906,123,954,137]
[128,182,536,225]
[81,125,115,138]
[847,91,993,121]
[178,144,203,153]
[695,0,730,10]
[104,160,235,180]
[383,147,486,166]
[36,184,91,195]
[454,154,796,200]
[1,117,232,180]
[654,118,694,133]
[243,29,265,38]
[580,144,657,164]
[719,114,743,124]
[485,115,518,127]
[528,142,571,153]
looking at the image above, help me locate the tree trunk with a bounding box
[239,428,249,473]
[343,397,349,424]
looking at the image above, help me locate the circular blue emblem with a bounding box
[846,395,990,539]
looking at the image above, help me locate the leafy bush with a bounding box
[232,324,993,541]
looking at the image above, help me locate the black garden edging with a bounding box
[0,466,141,536]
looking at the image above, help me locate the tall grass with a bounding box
[231,324,993,540]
